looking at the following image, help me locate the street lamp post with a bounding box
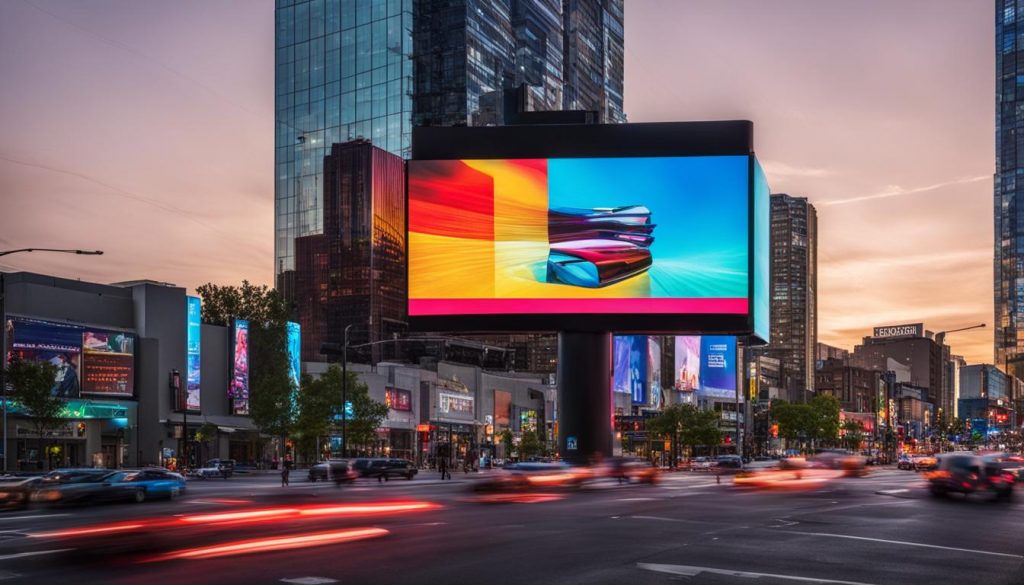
[342,324,352,458]
[0,248,103,472]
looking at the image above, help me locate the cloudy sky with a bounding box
[0,0,995,362]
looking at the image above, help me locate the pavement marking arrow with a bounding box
[636,562,880,585]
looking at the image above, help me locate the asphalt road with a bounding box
[0,468,1021,585]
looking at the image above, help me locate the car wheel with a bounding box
[134,490,146,504]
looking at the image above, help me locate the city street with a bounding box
[0,468,1019,585]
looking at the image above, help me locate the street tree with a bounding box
[841,420,864,451]
[771,400,810,450]
[808,394,841,448]
[6,358,64,468]
[520,429,542,460]
[499,428,515,460]
[195,422,220,462]
[647,404,722,464]
[197,281,295,459]
[344,373,388,455]
[294,370,338,463]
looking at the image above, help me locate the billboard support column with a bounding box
[557,332,612,463]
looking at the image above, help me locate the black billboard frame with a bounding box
[407,120,761,338]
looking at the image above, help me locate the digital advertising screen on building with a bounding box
[6,317,136,399]
[184,296,201,411]
[407,122,770,339]
[673,335,738,400]
[229,319,250,415]
[286,321,301,391]
[385,387,412,411]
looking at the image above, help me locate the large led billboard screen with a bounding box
[753,159,770,343]
[286,321,301,391]
[184,296,201,411]
[229,319,250,415]
[409,156,749,327]
[6,317,135,398]
[673,336,738,400]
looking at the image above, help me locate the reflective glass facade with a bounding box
[996,0,1024,377]
[275,0,414,293]
[563,0,625,123]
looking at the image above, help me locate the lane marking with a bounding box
[281,578,338,585]
[637,562,879,584]
[0,514,71,522]
[614,497,656,502]
[876,489,910,495]
[0,549,72,561]
[779,531,1024,559]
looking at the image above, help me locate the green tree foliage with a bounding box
[196,282,294,450]
[499,428,515,459]
[772,395,841,450]
[195,422,219,462]
[6,358,64,466]
[344,373,388,455]
[841,420,864,451]
[294,370,339,462]
[519,429,542,460]
[647,404,722,464]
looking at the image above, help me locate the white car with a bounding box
[192,465,229,479]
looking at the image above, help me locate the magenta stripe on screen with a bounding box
[409,298,748,316]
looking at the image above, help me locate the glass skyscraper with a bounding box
[275,0,414,296]
[996,1,1024,378]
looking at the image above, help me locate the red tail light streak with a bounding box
[146,527,389,561]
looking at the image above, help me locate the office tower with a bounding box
[275,0,414,298]
[294,140,406,362]
[996,1,1024,379]
[563,0,625,122]
[755,194,817,402]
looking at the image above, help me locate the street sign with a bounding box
[566,436,578,450]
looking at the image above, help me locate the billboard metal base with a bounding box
[557,331,612,463]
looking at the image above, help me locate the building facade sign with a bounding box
[872,323,924,339]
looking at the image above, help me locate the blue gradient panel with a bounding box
[286,321,301,391]
[699,336,737,399]
[753,158,770,343]
[547,156,749,299]
[185,296,201,411]
[613,336,649,404]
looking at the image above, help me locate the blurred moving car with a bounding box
[350,458,376,477]
[913,454,938,472]
[598,457,660,484]
[193,462,230,479]
[30,469,142,505]
[716,455,743,473]
[897,454,913,470]
[365,459,418,481]
[0,476,42,510]
[107,469,186,501]
[927,454,1014,500]
[812,450,867,477]
[473,462,587,492]
[981,453,1024,483]
[308,460,359,484]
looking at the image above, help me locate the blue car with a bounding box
[108,468,187,502]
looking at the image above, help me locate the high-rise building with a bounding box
[294,141,406,362]
[277,1,625,367]
[275,0,415,298]
[754,194,817,402]
[850,325,951,418]
[563,0,625,122]
[996,1,1024,379]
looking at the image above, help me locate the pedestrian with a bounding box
[281,464,290,487]
[438,456,449,480]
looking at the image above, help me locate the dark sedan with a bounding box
[927,454,1015,500]
[308,460,358,485]
[365,459,417,481]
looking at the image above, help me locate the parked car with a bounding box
[30,470,141,505]
[0,476,43,510]
[206,459,236,478]
[927,454,1015,500]
[365,459,418,481]
[308,460,358,485]
[107,469,186,501]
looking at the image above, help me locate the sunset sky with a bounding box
[0,0,995,363]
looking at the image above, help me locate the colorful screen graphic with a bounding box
[185,296,201,411]
[612,336,648,404]
[649,336,662,408]
[753,159,771,343]
[385,387,412,411]
[6,317,135,398]
[286,321,301,391]
[408,156,750,318]
[674,336,737,400]
[230,319,249,415]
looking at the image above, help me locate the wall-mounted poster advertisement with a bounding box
[229,319,250,415]
[673,335,737,400]
[612,336,648,404]
[184,296,201,411]
[439,392,474,416]
[385,387,412,411]
[674,336,701,392]
[6,317,135,399]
